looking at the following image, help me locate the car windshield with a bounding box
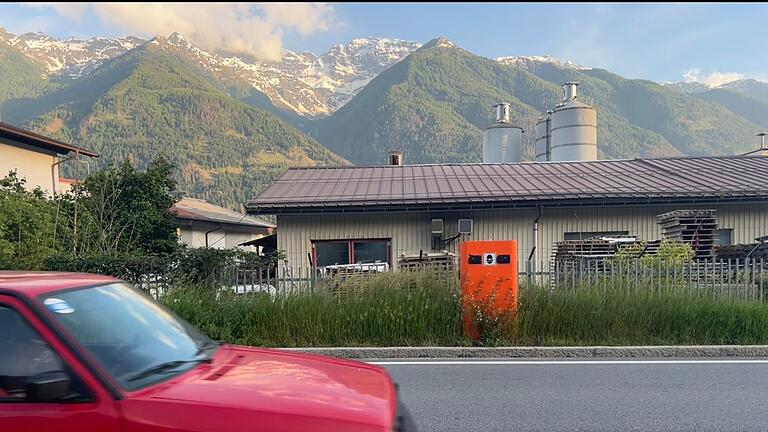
[39,283,217,391]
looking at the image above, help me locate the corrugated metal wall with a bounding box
[277,203,768,271]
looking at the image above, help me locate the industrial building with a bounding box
[247,83,768,273]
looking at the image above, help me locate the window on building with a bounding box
[564,231,630,241]
[312,239,391,267]
[313,241,351,267]
[715,229,733,246]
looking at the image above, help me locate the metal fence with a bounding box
[135,265,320,299]
[135,258,768,302]
[137,263,458,299]
[528,257,768,301]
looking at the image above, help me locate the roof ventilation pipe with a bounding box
[755,132,768,157]
[389,150,403,166]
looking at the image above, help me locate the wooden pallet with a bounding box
[398,250,457,272]
[657,209,717,260]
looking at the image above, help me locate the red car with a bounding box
[0,272,416,432]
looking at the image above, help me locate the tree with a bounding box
[67,157,181,256]
[0,171,59,269]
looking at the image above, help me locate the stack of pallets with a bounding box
[550,236,644,280]
[657,210,717,261]
[397,250,457,272]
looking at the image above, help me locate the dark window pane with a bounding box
[353,241,389,264]
[0,306,89,401]
[315,242,350,266]
[715,229,732,246]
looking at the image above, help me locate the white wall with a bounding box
[277,203,768,271]
[178,226,263,250]
[0,140,58,194]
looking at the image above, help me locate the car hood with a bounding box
[131,345,396,428]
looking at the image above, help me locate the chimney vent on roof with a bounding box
[752,132,768,157]
[389,150,403,166]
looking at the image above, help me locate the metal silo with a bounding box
[483,103,523,163]
[550,82,597,162]
[534,111,552,162]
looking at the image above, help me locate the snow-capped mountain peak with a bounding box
[167,32,192,48]
[495,54,589,70]
[0,28,144,77]
[1,27,602,116]
[146,34,421,115]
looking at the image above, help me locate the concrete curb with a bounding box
[279,346,768,359]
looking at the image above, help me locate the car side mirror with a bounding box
[25,371,71,402]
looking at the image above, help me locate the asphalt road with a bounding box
[375,359,768,432]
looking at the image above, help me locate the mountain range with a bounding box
[1,28,766,209]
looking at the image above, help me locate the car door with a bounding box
[0,295,121,432]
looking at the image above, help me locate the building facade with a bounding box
[274,203,768,270]
[248,156,768,272]
[172,197,275,250]
[0,122,98,194]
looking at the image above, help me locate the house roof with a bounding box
[0,122,99,158]
[247,155,768,214]
[172,197,275,230]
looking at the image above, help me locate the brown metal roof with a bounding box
[247,156,768,214]
[0,122,99,157]
[173,198,275,229]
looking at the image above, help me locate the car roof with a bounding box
[0,272,120,298]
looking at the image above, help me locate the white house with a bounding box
[0,122,98,194]
[172,197,275,250]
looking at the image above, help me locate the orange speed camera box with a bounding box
[459,240,518,340]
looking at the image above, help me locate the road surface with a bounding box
[375,358,768,432]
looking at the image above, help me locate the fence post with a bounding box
[761,258,765,303]
[749,257,754,302]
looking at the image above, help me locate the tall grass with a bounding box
[164,271,464,347]
[515,284,768,346]
[161,273,768,347]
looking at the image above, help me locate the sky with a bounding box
[1,2,766,85]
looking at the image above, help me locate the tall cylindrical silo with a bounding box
[550,82,597,162]
[483,103,523,163]
[534,112,551,162]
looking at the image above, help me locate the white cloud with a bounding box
[23,3,89,21]
[23,2,335,61]
[683,68,746,87]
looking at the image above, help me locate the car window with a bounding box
[0,305,88,402]
[40,283,216,391]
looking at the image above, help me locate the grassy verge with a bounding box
[163,271,464,347]
[515,286,768,346]
[161,273,768,347]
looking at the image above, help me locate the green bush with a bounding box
[615,240,694,267]
[0,172,60,270]
[44,253,170,284]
